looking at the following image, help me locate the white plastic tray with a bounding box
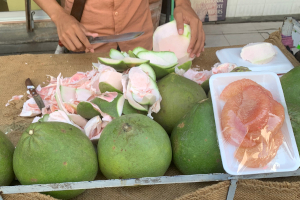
[209,72,300,175]
[216,45,294,74]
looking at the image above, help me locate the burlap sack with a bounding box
[0,30,299,200]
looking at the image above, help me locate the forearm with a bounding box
[175,0,191,7]
[33,0,66,23]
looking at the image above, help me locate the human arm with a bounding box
[33,0,98,52]
[173,0,205,58]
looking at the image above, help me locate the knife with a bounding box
[25,78,45,111]
[87,31,144,44]
[58,31,144,47]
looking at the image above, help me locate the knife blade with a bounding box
[25,78,45,111]
[87,31,144,44]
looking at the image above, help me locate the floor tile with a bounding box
[260,32,270,39]
[224,33,265,46]
[204,35,230,47]
[203,23,257,35]
[251,21,283,31]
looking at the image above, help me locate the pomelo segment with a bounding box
[246,99,285,140]
[221,85,272,147]
[234,130,283,168]
[220,78,272,101]
[237,85,271,132]
[220,78,285,169]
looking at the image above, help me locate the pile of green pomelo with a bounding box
[1,21,300,200]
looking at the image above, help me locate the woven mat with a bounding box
[1,30,300,200]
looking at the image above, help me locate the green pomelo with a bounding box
[97,114,172,179]
[122,100,147,115]
[0,131,15,186]
[13,122,98,200]
[170,99,224,175]
[152,73,207,134]
[91,93,125,118]
[200,79,210,94]
[77,101,101,119]
[287,103,300,154]
[208,90,211,99]
[99,82,122,93]
[280,67,300,104]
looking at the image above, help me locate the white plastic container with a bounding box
[216,45,294,74]
[209,72,300,175]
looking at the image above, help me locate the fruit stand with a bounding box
[1,28,300,200]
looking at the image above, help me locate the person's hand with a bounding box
[52,11,98,53]
[174,0,205,58]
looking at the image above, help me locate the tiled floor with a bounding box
[203,21,283,48]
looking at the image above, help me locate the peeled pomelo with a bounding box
[97,114,172,179]
[13,122,98,199]
[0,131,15,186]
[153,20,194,66]
[220,78,272,101]
[240,42,277,64]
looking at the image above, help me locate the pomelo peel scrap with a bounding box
[219,78,285,170]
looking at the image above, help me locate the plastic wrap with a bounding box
[210,72,300,175]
